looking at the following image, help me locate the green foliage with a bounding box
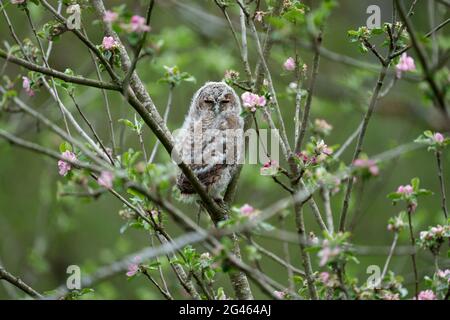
[415,130,450,152]
[158,66,196,87]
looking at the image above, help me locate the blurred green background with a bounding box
[0,0,448,299]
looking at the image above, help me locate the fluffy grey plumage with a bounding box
[174,82,244,201]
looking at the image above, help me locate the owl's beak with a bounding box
[214,104,220,115]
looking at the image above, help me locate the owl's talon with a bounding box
[214,197,229,211]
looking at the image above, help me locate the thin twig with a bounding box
[0,49,121,91]
[295,31,322,153]
[381,232,399,280]
[435,151,448,220]
[407,208,419,299]
[149,84,174,163]
[339,62,390,232]
[0,267,42,299]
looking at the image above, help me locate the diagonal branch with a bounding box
[0,49,121,91]
[0,267,42,299]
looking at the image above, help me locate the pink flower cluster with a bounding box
[296,151,318,166]
[397,184,413,195]
[273,290,286,299]
[102,36,117,50]
[58,151,77,176]
[129,15,150,33]
[103,10,118,23]
[315,140,333,156]
[318,239,341,266]
[260,160,279,176]
[420,225,446,241]
[239,204,259,219]
[437,269,450,280]
[417,290,436,300]
[396,53,416,78]
[314,119,333,136]
[318,271,339,288]
[97,171,114,189]
[241,92,266,112]
[22,77,34,97]
[283,57,296,71]
[353,158,379,176]
[319,271,330,283]
[433,132,444,144]
[126,256,141,277]
[381,292,400,300]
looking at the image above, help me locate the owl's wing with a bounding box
[177,129,228,194]
[176,114,242,194]
[177,163,227,194]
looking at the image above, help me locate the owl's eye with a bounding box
[203,99,214,106]
[220,99,230,104]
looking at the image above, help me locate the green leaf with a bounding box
[370,27,384,35]
[417,189,432,196]
[118,119,135,130]
[387,192,401,200]
[59,141,72,153]
[411,177,420,192]
[358,42,368,54]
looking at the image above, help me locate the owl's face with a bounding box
[192,82,240,118]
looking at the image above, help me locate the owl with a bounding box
[174,82,244,201]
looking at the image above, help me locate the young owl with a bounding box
[175,82,244,201]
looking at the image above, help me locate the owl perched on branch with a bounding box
[175,82,244,201]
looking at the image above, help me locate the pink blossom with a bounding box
[316,140,333,156]
[382,292,400,300]
[296,152,310,164]
[102,36,116,50]
[397,184,413,195]
[241,92,266,112]
[283,57,296,71]
[319,272,330,283]
[369,165,379,176]
[314,119,333,134]
[130,15,150,32]
[126,256,141,277]
[240,204,255,216]
[437,269,450,279]
[353,158,379,176]
[103,10,118,23]
[97,171,114,189]
[417,290,436,300]
[58,151,76,176]
[263,160,277,168]
[433,132,444,144]
[318,240,341,266]
[396,53,416,78]
[255,11,264,22]
[430,225,445,237]
[273,291,286,299]
[260,160,279,176]
[22,76,34,97]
